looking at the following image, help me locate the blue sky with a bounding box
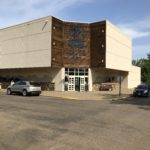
[0,0,149,60]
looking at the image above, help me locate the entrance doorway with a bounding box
[65,68,88,92]
[75,77,88,91]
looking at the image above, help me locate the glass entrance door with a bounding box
[80,77,85,91]
[68,76,75,91]
[65,68,88,92]
[75,77,80,91]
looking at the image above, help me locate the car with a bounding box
[133,84,150,97]
[7,81,41,96]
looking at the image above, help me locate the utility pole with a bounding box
[119,72,122,96]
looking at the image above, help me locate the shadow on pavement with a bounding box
[110,96,150,110]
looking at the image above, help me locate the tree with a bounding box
[132,53,150,84]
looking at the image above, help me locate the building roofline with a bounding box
[64,20,106,25]
[0,16,52,31]
[0,16,107,30]
[0,16,132,40]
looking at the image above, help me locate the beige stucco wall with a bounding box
[105,21,141,88]
[91,68,121,83]
[88,68,93,91]
[106,21,132,71]
[52,68,65,91]
[127,65,141,88]
[0,16,52,69]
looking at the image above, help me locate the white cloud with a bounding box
[117,17,150,59]
[117,25,150,39]
[0,0,93,28]
[117,17,150,39]
[129,17,150,29]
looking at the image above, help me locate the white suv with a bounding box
[7,81,41,96]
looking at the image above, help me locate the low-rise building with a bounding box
[0,16,141,91]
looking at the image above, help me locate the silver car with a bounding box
[7,81,41,96]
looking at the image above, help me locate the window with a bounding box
[19,81,26,85]
[14,81,20,85]
[79,68,84,75]
[85,69,88,75]
[75,68,78,75]
[69,68,74,75]
[65,68,69,75]
[65,68,88,76]
[29,82,40,86]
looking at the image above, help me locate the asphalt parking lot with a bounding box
[0,94,150,150]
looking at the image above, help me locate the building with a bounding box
[0,16,141,91]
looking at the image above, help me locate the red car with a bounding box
[99,84,112,91]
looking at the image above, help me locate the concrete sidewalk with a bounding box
[0,89,133,101]
[41,89,133,101]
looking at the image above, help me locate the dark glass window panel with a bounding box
[85,68,88,75]
[19,81,26,85]
[79,71,84,76]
[85,77,88,83]
[65,71,68,75]
[15,81,21,85]
[69,68,74,72]
[79,68,84,72]
[30,82,40,86]
[75,68,78,75]
[69,71,74,75]
[65,68,68,72]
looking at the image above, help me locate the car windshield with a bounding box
[137,85,148,89]
[29,82,40,86]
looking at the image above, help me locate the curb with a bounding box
[111,96,129,101]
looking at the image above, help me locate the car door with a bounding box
[11,81,21,92]
[17,81,27,92]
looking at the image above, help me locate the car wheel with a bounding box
[133,94,136,97]
[22,90,28,96]
[35,93,39,96]
[7,89,11,95]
